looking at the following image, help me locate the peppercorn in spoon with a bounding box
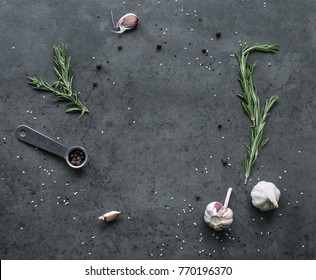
[15,125,88,169]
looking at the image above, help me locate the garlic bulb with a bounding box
[251,181,280,211]
[204,188,233,231]
[111,12,139,33]
[98,211,121,222]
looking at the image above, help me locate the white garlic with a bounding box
[98,211,121,222]
[251,181,281,211]
[204,188,233,231]
[111,12,139,33]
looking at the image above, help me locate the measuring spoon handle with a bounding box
[15,125,68,158]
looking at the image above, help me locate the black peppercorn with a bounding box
[216,32,222,39]
[69,149,86,166]
[218,124,222,129]
[156,43,162,50]
[92,82,98,87]
[222,159,228,166]
[118,45,122,50]
[96,64,102,70]
[202,48,207,53]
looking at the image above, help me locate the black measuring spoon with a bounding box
[15,125,88,169]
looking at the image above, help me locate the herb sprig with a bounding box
[236,43,279,184]
[28,43,88,117]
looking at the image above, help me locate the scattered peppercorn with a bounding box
[96,64,102,70]
[118,45,122,50]
[92,82,98,87]
[202,48,207,53]
[221,159,228,166]
[216,32,222,39]
[195,194,201,201]
[156,43,162,50]
[218,124,222,129]
[69,149,85,166]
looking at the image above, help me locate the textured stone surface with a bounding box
[0,0,315,259]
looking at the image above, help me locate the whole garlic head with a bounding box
[204,188,233,231]
[251,181,281,211]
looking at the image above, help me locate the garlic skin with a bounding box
[98,211,121,222]
[111,12,139,33]
[251,181,281,211]
[204,188,233,231]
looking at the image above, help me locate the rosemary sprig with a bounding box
[236,43,279,184]
[27,43,88,117]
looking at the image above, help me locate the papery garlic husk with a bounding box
[98,211,121,222]
[251,181,281,211]
[204,188,233,231]
[111,12,139,33]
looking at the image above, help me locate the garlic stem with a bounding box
[223,188,233,208]
[111,11,116,27]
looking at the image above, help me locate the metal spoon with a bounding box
[15,125,88,169]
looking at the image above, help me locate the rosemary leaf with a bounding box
[236,43,279,184]
[27,43,88,117]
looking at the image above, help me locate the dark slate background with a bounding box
[0,0,315,259]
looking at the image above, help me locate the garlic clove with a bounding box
[251,181,281,211]
[111,12,139,33]
[98,211,121,222]
[204,188,233,231]
[268,196,279,208]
